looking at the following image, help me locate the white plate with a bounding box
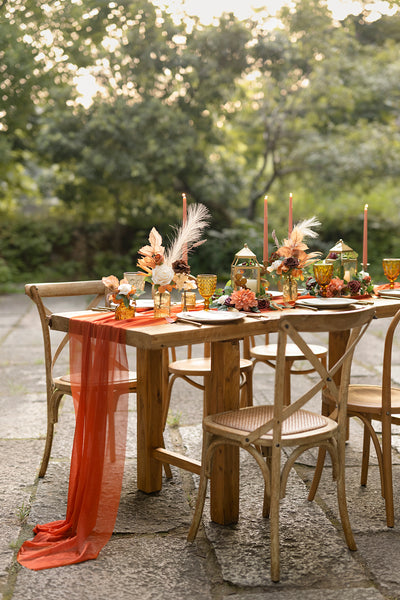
[295,297,356,309]
[377,289,400,299]
[267,290,283,298]
[177,310,244,323]
[136,298,154,308]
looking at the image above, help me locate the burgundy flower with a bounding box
[224,296,233,307]
[327,252,338,260]
[172,260,190,274]
[257,298,270,310]
[283,256,300,269]
[306,276,317,291]
[347,280,361,295]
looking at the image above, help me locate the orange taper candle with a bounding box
[263,195,268,262]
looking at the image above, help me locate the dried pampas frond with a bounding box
[164,203,211,266]
[291,216,321,241]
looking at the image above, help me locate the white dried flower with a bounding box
[152,264,174,286]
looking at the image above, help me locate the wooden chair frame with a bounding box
[187,307,375,582]
[311,308,400,527]
[247,334,328,406]
[25,281,140,477]
[162,341,253,432]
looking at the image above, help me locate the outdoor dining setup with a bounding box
[17,196,400,582]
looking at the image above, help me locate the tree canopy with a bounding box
[1,0,400,282]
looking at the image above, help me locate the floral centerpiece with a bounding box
[266,217,321,301]
[137,203,210,316]
[211,281,282,312]
[306,270,374,298]
[102,275,144,319]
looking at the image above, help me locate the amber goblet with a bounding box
[382,259,400,289]
[197,274,217,310]
[313,262,334,297]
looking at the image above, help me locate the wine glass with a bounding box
[196,274,217,310]
[313,261,334,297]
[382,259,400,289]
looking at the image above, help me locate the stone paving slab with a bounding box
[2,293,400,600]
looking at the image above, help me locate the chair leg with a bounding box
[360,420,371,486]
[269,445,281,582]
[39,390,64,478]
[188,432,212,542]
[240,370,253,408]
[307,447,327,501]
[335,440,356,551]
[382,414,394,527]
[283,359,293,406]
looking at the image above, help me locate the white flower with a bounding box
[152,264,174,286]
[118,283,132,295]
[267,259,282,273]
[173,273,188,290]
[183,278,197,291]
[217,294,229,305]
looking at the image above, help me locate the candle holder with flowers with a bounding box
[136,204,209,318]
[266,217,322,302]
[102,276,145,320]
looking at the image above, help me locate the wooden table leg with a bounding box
[205,339,241,525]
[329,330,351,438]
[137,348,164,493]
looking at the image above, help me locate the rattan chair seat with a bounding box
[206,405,330,439]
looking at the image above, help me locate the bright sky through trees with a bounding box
[153,0,397,23]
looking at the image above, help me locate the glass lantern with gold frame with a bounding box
[231,244,262,294]
[328,239,358,282]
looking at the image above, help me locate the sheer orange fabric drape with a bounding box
[18,313,134,570]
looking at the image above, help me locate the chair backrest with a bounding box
[25,281,106,397]
[244,307,375,445]
[381,308,400,413]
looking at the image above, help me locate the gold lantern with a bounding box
[231,243,262,294]
[328,239,358,282]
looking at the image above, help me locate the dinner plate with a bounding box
[136,298,154,308]
[267,290,283,298]
[295,297,356,309]
[377,289,400,299]
[177,310,244,323]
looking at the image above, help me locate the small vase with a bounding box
[282,275,298,302]
[181,291,196,311]
[153,290,171,318]
[115,301,136,320]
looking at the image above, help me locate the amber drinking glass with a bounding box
[382,259,400,289]
[197,274,217,310]
[313,262,334,297]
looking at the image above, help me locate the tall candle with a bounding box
[363,203,368,268]
[182,193,188,262]
[263,195,268,262]
[288,192,293,236]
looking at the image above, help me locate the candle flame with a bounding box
[364,203,368,210]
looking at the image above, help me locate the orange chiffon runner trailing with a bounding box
[17,310,174,570]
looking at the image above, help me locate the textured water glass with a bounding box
[382,259,400,289]
[197,274,217,310]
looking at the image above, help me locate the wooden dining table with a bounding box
[49,296,400,527]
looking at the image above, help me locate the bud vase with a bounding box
[282,275,298,302]
[115,302,136,320]
[153,290,171,318]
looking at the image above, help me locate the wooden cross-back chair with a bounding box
[161,341,254,434]
[25,281,141,478]
[247,333,328,406]
[187,307,375,582]
[310,307,400,528]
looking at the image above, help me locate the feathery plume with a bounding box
[164,203,210,266]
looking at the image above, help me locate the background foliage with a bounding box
[1,0,400,289]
